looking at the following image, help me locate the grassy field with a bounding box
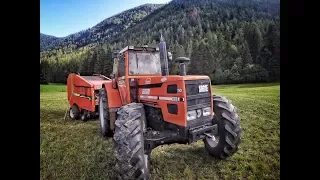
[40,83,280,180]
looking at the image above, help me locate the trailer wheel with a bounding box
[69,104,80,120]
[80,112,87,121]
[114,103,150,180]
[99,88,113,137]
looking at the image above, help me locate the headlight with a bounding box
[187,110,197,121]
[202,107,211,116]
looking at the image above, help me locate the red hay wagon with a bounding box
[66,73,111,120]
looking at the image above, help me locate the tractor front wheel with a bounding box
[204,95,241,159]
[99,88,113,137]
[113,103,150,180]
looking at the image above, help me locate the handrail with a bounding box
[93,74,111,80]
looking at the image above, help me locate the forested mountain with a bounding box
[40,33,62,52]
[40,0,280,84]
[40,4,163,52]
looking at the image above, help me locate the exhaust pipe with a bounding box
[159,34,169,76]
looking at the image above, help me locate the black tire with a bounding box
[204,95,241,159]
[69,104,80,120]
[99,88,113,137]
[113,103,150,180]
[80,112,87,121]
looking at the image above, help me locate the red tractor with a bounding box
[98,36,241,179]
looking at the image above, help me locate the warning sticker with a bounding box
[142,89,150,95]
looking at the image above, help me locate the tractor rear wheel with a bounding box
[204,95,241,159]
[99,88,113,137]
[113,103,150,180]
[69,104,80,120]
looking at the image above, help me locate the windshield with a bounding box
[128,51,161,75]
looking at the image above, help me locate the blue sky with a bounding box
[40,0,170,37]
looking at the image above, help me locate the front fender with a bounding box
[103,82,122,108]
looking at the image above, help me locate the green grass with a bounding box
[40,83,280,180]
[40,83,66,93]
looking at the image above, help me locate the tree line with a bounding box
[40,46,114,84]
[40,0,280,84]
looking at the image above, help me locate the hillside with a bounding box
[109,0,280,47]
[40,3,163,52]
[40,33,62,52]
[40,0,280,84]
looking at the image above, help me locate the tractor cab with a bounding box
[110,35,174,87]
[110,46,166,105]
[112,46,162,79]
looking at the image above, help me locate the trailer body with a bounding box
[67,73,111,120]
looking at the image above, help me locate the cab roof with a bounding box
[118,46,159,54]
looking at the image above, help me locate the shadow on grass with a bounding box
[149,145,225,179]
[40,108,98,122]
[84,145,222,180]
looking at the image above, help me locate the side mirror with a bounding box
[112,50,119,58]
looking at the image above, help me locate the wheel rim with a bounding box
[69,108,74,119]
[99,97,105,129]
[206,134,220,148]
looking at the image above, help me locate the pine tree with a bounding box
[170,41,186,75]
[80,50,92,74]
[68,59,81,74]
[103,48,114,76]
[265,23,280,81]
[258,46,272,71]
[40,61,48,84]
[230,64,242,83]
[188,42,200,75]
[244,22,263,63]
[94,46,106,74]
[188,41,213,77]
[240,41,253,69]
[89,50,98,74]
[185,40,193,58]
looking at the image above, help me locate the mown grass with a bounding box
[40,83,66,93]
[40,82,280,180]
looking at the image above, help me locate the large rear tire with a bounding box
[113,103,150,180]
[99,88,113,137]
[204,95,241,159]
